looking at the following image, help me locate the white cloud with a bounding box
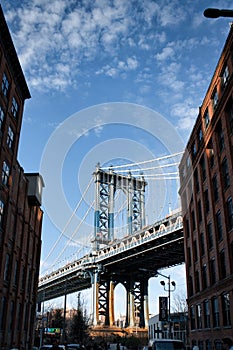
[157,62,184,92]
[157,1,187,27]
[155,46,174,61]
[2,0,226,96]
[172,101,198,132]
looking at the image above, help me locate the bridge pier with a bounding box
[124,277,149,329]
[92,273,150,329]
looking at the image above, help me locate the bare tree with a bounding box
[172,292,188,313]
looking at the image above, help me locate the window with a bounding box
[190,305,195,329]
[181,165,186,180]
[188,275,194,296]
[209,148,214,168]
[186,156,191,169]
[198,127,203,147]
[204,109,210,130]
[215,341,222,350]
[0,200,4,228]
[187,247,191,267]
[229,101,233,133]
[212,88,218,109]
[2,160,10,186]
[217,122,224,152]
[13,261,18,285]
[220,250,226,279]
[198,341,204,350]
[206,341,212,350]
[212,175,218,202]
[212,296,219,327]
[195,270,200,293]
[222,64,229,86]
[21,266,26,290]
[202,264,208,289]
[194,169,199,192]
[9,301,14,330]
[198,200,202,223]
[196,304,202,329]
[222,293,231,326]
[7,126,14,150]
[207,222,213,249]
[200,232,205,256]
[192,142,197,158]
[194,240,198,262]
[221,158,230,190]
[210,258,216,284]
[1,73,9,97]
[231,242,233,269]
[188,181,193,203]
[185,218,190,238]
[216,210,223,240]
[11,97,19,118]
[0,105,4,131]
[4,253,10,281]
[227,197,233,231]
[203,300,210,328]
[200,156,206,181]
[0,297,6,330]
[17,303,22,331]
[204,189,209,213]
[192,211,196,231]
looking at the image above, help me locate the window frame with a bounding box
[0,199,4,228]
[6,126,14,150]
[227,197,233,231]
[204,109,210,130]
[212,88,218,109]
[1,73,9,98]
[2,160,10,187]
[0,105,4,131]
[11,96,19,119]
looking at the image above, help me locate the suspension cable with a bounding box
[134,172,178,177]
[53,200,95,265]
[114,162,180,173]
[101,151,183,170]
[41,177,94,266]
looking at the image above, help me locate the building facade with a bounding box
[148,313,188,344]
[0,5,44,350]
[179,25,233,348]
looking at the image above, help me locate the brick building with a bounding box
[179,25,233,348]
[0,5,44,350]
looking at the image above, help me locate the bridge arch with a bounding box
[114,283,126,326]
[159,223,166,232]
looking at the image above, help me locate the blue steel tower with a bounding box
[93,163,147,250]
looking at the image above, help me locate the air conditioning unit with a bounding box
[25,173,44,206]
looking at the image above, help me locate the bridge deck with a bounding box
[38,211,184,302]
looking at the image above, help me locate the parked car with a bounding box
[40,345,65,350]
[148,339,185,350]
[66,344,85,350]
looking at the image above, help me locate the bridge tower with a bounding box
[91,164,150,331]
[93,163,147,250]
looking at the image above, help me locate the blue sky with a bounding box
[1,0,232,313]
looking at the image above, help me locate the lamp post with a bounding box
[204,8,233,18]
[159,273,176,339]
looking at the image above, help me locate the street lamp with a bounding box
[204,8,233,18]
[159,274,176,338]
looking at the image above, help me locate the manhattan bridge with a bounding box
[38,153,184,331]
